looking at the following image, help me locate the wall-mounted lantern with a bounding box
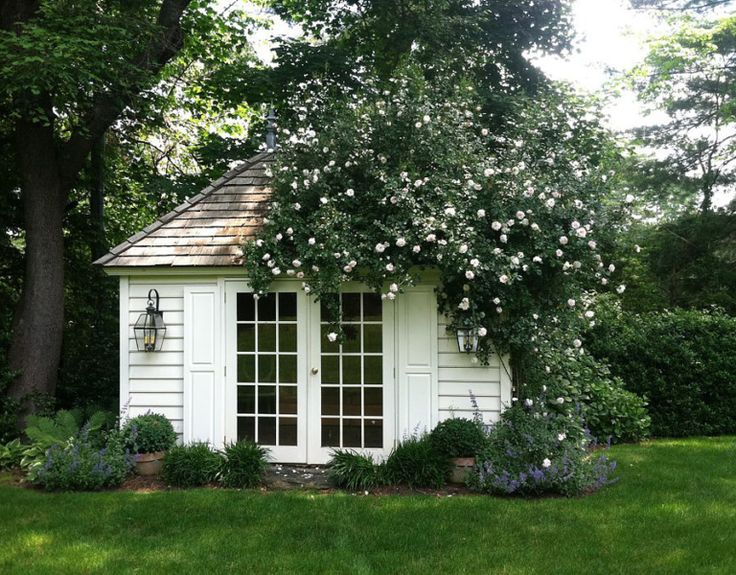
[456,327,479,354]
[134,289,166,352]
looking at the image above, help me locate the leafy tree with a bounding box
[630,14,736,213]
[0,0,266,415]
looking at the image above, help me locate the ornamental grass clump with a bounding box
[383,434,451,489]
[328,449,383,490]
[219,440,270,488]
[162,443,223,487]
[470,401,616,497]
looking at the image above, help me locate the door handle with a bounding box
[311,367,319,375]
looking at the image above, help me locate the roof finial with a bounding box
[265,109,277,150]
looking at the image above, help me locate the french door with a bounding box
[225,282,394,463]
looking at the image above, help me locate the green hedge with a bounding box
[588,308,736,437]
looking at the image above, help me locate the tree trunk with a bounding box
[7,117,67,411]
[89,134,106,261]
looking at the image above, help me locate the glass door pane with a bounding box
[236,292,299,447]
[320,293,384,449]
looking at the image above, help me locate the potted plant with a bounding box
[123,412,177,476]
[429,418,487,484]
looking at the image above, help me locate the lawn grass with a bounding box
[1,437,735,574]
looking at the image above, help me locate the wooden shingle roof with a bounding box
[95,152,274,267]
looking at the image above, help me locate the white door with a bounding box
[225,282,308,462]
[307,290,395,464]
[225,282,394,464]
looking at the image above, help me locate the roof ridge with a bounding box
[93,152,272,266]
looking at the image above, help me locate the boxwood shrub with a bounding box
[162,443,223,487]
[123,412,177,454]
[429,418,487,458]
[588,307,736,437]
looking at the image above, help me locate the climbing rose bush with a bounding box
[243,69,626,362]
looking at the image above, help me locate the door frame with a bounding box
[306,284,396,464]
[224,280,309,462]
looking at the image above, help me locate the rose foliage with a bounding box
[243,69,626,367]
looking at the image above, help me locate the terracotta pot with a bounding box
[449,457,475,484]
[134,451,166,476]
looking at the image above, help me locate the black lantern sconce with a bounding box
[456,327,479,354]
[134,289,166,352]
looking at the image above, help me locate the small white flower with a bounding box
[262,253,271,261]
[308,237,316,246]
[559,236,568,245]
[499,274,509,284]
[555,249,563,258]
[533,256,542,263]
[465,270,475,280]
[414,121,422,128]
[616,284,626,294]
[542,458,552,468]
[412,245,421,253]
[496,306,503,314]
[585,310,595,319]
[275,233,283,241]
[385,263,395,272]
[396,238,406,247]
[524,398,533,407]
[470,258,480,268]
[426,233,437,242]
[516,210,525,220]
[444,207,456,216]
[493,297,501,305]
[531,223,540,232]
[389,283,399,293]
[292,259,302,268]
[255,239,264,247]
[556,397,565,405]
[327,332,338,342]
[500,234,508,243]
[483,168,493,177]
[386,292,396,301]
[375,243,386,253]
[588,240,597,250]
[608,263,616,272]
[635,244,641,253]
[458,297,470,311]
[477,209,486,218]
[478,327,487,337]
[567,299,576,308]
[573,339,582,348]
[423,114,431,124]
[320,197,328,205]
[557,433,567,441]
[625,193,635,203]
[491,221,502,231]
[271,267,281,276]
[346,188,355,197]
[459,244,468,254]
[546,198,555,208]
[576,227,587,238]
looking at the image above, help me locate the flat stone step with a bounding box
[264,464,332,490]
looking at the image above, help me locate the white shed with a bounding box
[97,152,511,463]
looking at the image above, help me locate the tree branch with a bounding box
[59,0,193,189]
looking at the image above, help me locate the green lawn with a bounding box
[1,437,735,574]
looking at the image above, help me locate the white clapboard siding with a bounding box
[122,277,219,441]
[437,317,512,425]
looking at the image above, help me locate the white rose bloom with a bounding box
[491,221,502,231]
[546,198,555,208]
[385,263,395,272]
[483,168,493,177]
[608,263,616,272]
[533,256,542,263]
[396,238,406,247]
[444,207,456,216]
[531,223,540,232]
[557,433,567,441]
[375,243,386,253]
[559,236,568,245]
[458,297,470,311]
[496,306,503,314]
[616,284,627,294]
[292,259,302,268]
[271,267,281,276]
[571,221,580,229]
[286,227,294,236]
[275,233,283,241]
[478,327,488,336]
[493,297,501,305]
[556,397,565,405]
[481,128,489,136]
[588,240,597,249]
[567,299,576,307]
[255,239,264,247]
[459,244,468,254]
[585,310,595,318]
[262,253,271,261]
[556,249,563,257]
[573,338,582,348]
[477,209,486,218]
[320,197,328,204]
[389,283,399,293]
[542,458,552,468]
[499,274,509,284]
[576,227,587,238]
[516,211,525,220]
[601,278,609,285]
[500,234,508,243]
[327,332,338,342]
[426,233,437,242]
[308,237,316,246]
[414,121,422,128]
[465,270,475,280]
[470,258,480,268]
[412,245,421,253]
[387,292,396,301]
[625,193,635,203]
[296,271,305,279]
[346,188,355,197]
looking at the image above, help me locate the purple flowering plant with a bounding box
[469,392,617,497]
